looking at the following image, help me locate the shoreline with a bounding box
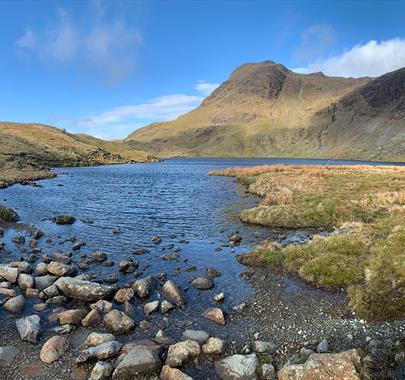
[1,161,404,379]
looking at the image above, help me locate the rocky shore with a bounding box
[0,167,404,379]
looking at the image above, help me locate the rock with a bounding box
[181,330,210,345]
[229,233,242,245]
[89,361,114,380]
[0,288,16,297]
[52,215,76,225]
[58,309,88,325]
[316,338,329,353]
[3,295,26,314]
[278,349,362,380]
[191,277,214,290]
[233,303,246,312]
[16,315,41,343]
[214,292,225,302]
[83,332,116,348]
[54,277,114,301]
[40,284,60,299]
[112,345,162,379]
[76,341,122,364]
[82,309,101,327]
[25,288,39,297]
[160,300,175,314]
[152,236,162,244]
[154,330,175,346]
[133,247,150,255]
[166,340,201,368]
[202,307,225,325]
[252,340,277,354]
[0,265,19,283]
[261,364,275,380]
[18,273,34,290]
[114,288,135,303]
[132,276,157,299]
[91,251,108,262]
[35,275,57,291]
[47,261,72,276]
[103,310,135,334]
[160,365,193,380]
[35,263,48,275]
[0,346,20,364]
[206,267,222,278]
[202,337,225,355]
[161,280,186,306]
[144,300,160,315]
[215,354,258,380]
[9,261,31,273]
[90,300,113,314]
[40,336,69,363]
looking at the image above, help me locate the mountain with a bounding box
[0,122,156,185]
[126,61,405,161]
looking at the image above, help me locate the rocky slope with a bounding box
[0,122,156,186]
[126,61,405,161]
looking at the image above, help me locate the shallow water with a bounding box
[1,157,404,312]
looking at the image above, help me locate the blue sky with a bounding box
[1,0,404,139]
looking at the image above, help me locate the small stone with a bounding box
[89,361,114,380]
[52,215,76,225]
[161,280,186,306]
[82,333,116,348]
[35,263,48,275]
[261,363,275,380]
[40,336,69,363]
[58,309,88,325]
[166,340,201,368]
[214,292,225,302]
[160,365,192,380]
[0,265,19,283]
[18,274,34,290]
[90,300,113,314]
[47,261,72,277]
[160,300,175,314]
[252,341,277,354]
[191,277,214,290]
[114,288,135,303]
[181,330,209,345]
[317,338,329,353]
[202,337,225,355]
[103,310,135,334]
[215,354,258,380]
[76,341,122,364]
[82,309,101,327]
[4,295,26,314]
[132,276,157,299]
[16,315,41,343]
[144,301,160,315]
[91,251,108,262]
[35,275,57,291]
[202,307,225,325]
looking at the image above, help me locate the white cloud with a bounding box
[195,80,220,96]
[16,7,142,83]
[292,38,405,78]
[64,93,203,139]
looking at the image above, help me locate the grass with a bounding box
[211,165,405,321]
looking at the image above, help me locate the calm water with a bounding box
[1,157,404,313]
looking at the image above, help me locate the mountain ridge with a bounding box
[126,61,405,161]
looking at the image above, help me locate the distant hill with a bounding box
[0,122,153,176]
[126,61,405,161]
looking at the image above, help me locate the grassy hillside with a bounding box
[0,122,153,186]
[126,61,405,161]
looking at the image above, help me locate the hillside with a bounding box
[126,61,405,161]
[0,122,154,186]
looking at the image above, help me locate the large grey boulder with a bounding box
[16,315,41,343]
[54,277,114,301]
[215,354,258,380]
[112,345,162,379]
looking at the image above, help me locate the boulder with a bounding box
[202,307,225,325]
[82,309,101,327]
[35,275,57,291]
[181,330,209,345]
[215,354,258,380]
[47,261,72,277]
[82,332,116,348]
[103,310,135,334]
[160,365,193,380]
[89,361,114,380]
[161,280,186,306]
[202,337,225,355]
[35,263,48,275]
[16,315,41,343]
[0,265,19,283]
[18,273,34,290]
[90,300,113,314]
[3,295,25,314]
[191,277,214,290]
[278,349,362,380]
[40,336,69,363]
[54,277,114,301]
[40,284,60,299]
[112,345,162,379]
[132,276,157,299]
[114,288,134,304]
[91,251,108,262]
[76,341,123,364]
[166,340,201,368]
